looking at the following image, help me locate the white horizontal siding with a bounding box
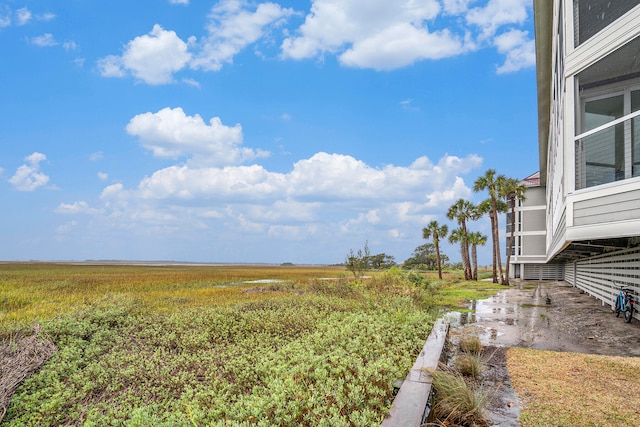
[574,190,640,226]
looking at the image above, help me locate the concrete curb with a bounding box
[381,318,450,427]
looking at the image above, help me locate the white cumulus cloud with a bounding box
[281,0,534,73]
[97,24,192,85]
[0,6,10,28]
[339,24,464,70]
[96,0,534,82]
[16,7,31,25]
[87,147,484,263]
[191,0,294,71]
[494,29,535,74]
[126,107,269,167]
[9,152,50,192]
[31,33,58,47]
[55,201,100,215]
[100,152,481,218]
[281,0,463,68]
[98,1,293,84]
[466,0,530,39]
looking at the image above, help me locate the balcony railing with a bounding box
[575,110,640,190]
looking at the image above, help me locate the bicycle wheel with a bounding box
[624,304,633,323]
[615,300,621,317]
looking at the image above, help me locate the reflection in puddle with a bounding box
[446,310,479,326]
[447,286,550,347]
[447,291,521,328]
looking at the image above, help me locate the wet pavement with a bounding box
[444,281,640,427]
[447,280,640,357]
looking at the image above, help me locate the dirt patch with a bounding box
[447,281,640,426]
[0,324,57,422]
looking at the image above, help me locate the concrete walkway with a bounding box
[448,281,640,357]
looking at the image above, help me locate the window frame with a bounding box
[575,79,640,189]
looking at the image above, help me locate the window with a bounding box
[575,36,640,189]
[573,0,640,46]
[507,236,520,256]
[580,94,625,187]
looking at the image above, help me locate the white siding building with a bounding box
[533,0,640,318]
[507,172,561,280]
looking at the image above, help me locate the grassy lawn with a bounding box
[507,347,640,427]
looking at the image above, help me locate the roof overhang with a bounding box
[549,237,640,263]
[533,0,553,186]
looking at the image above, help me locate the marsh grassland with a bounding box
[1,263,495,426]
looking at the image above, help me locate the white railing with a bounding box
[574,110,640,190]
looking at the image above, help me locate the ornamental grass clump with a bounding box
[458,334,483,355]
[454,334,485,379]
[429,365,490,427]
[454,352,484,379]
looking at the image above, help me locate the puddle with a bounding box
[448,283,559,349]
[449,281,640,355]
[445,281,640,426]
[242,279,286,284]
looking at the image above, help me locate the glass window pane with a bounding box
[573,0,640,46]
[576,36,640,93]
[580,94,625,188]
[584,95,624,132]
[583,122,625,187]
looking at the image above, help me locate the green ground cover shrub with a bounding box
[3,273,433,426]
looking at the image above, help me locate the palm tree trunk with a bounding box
[460,242,470,280]
[472,244,478,281]
[435,242,443,280]
[489,211,498,283]
[495,214,504,285]
[461,221,471,280]
[490,201,504,285]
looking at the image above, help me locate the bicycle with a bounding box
[614,285,635,323]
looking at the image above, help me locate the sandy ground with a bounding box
[446,281,640,427]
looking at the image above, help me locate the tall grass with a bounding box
[0,263,345,334]
[1,264,434,426]
[429,365,490,426]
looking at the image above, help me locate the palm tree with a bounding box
[501,177,527,285]
[423,220,449,280]
[474,169,507,284]
[448,228,467,278]
[476,199,496,281]
[446,199,477,280]
[467,231,488,281]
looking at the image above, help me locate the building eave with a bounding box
[534,0,553,186]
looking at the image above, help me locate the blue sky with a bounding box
[0,0,538,265]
